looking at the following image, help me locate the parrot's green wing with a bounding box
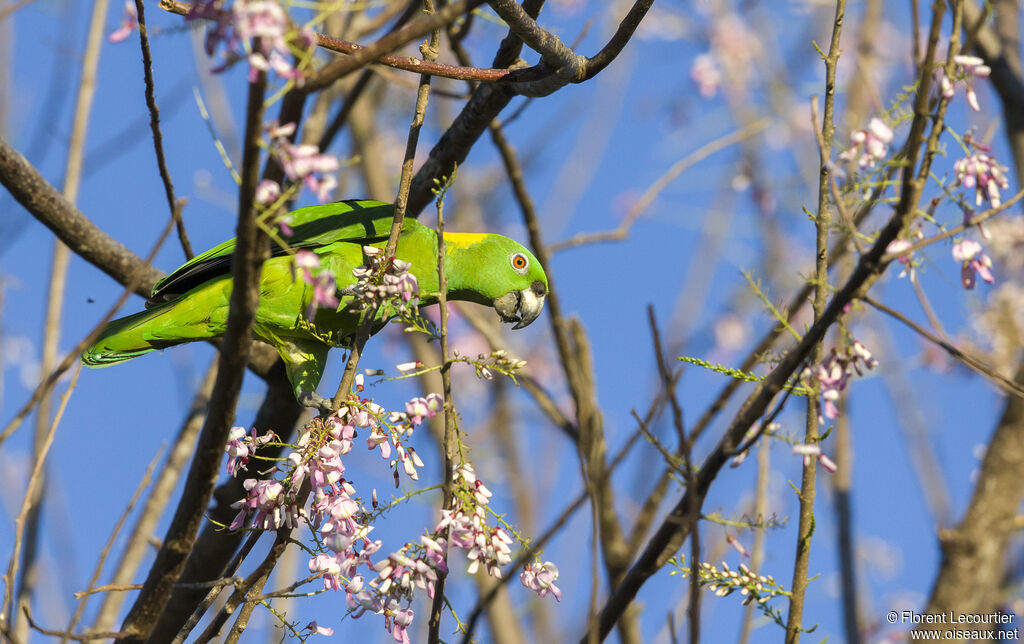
[83,198,550,414]
[150,199,407,303]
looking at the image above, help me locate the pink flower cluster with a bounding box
[264,122,339,203]
[223,396,561,638]
[801,340,878,421]
[939,55,991,112]
[351,246,420,313]
[953,151,1010,209]
[838,118,894,170]
[230,478,302,530]
[224,426,276,477]
[521,561,562,601]
[186,0,312,83]
[952,239,995,289]
[792,443,837,473]
[292,249,341,318]
[433,464,519,579]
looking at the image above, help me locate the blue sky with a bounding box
[1,0,1020,641]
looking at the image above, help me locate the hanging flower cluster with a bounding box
[184,0,314,82]
[952,239,995,290]
[263,121,339,203]
[350,246,420,315]
[938,55,992,111]
[952,150,1010,209]
[838,118,894,170]
[224,399,560,640]
[801,340,878,421]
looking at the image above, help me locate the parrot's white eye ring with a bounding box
[510,252,529,275]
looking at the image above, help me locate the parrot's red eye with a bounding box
[511,253,528,273]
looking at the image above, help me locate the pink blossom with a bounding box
[108,1,137,43]
[521,562,562,601]
[727,534,749,558]
[940,55,992,111]
[255,179,280,205]
[690,53,722,98]
[792,444,838,473]
[188,0,308,82]
[391,608,413,644]
[303,621,335,636]
[953,152,1010,208]
[266,122,340,203]
[819,453,838,472]
[294,249,319,283]
[229,478,301,530]
[801,342,878,421]
[309,553,344,591]
[405,394,441,425]
[838,118,894,169]
[886,239,917,281]
[224,426,274,476]
[952,239,995,289]
[307,271,341,318]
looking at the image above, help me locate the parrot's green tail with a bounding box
[82,295,225,367]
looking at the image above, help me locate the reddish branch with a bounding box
[159,0,653,96]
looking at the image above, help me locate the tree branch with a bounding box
[116,70,271,644]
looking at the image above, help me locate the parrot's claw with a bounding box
[298,391,335,417]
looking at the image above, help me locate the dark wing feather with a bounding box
[149,199,406,303]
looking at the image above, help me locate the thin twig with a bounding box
[64,447,164,641]
[738,440,771,644]
[3,366,82,627]
[428,131,455,644]
[787,6,846,633]
[811,97,866,254]
[549,119,771,253]
[91,361,218,632]
[22,605,127,642]
[219,510,304,643]
[134,0,193,259]
[645,306,700,643]
[862,295,1024,398]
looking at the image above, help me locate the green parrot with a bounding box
[82,199,548,410]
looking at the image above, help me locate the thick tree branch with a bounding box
[116,71,271,643]
[0,136,283,378]
[0,137,163,295]
[917,364,1024,624]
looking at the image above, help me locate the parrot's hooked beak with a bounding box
[493,280,547,330]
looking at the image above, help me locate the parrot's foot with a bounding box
[298,391,335,417]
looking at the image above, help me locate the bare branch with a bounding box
[134,0,193,259]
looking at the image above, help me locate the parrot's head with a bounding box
[444,233,548,329]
